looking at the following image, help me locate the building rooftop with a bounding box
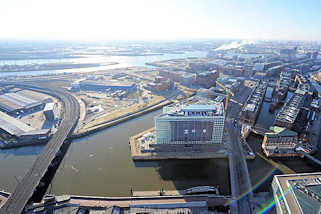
[0,91,43,113]
[274,172,321,214]
[275,93,305,124]
[0,111,35,136]
[266,126,297,137]
[242,80,267,113]
[79,79,135,87]
[44,102,55,111]
[160,101,224,118]
[181,104,217,112]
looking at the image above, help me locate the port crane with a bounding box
[216,80,235,113]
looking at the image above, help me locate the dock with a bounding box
[130,127,256,160]
[129,128,229,160]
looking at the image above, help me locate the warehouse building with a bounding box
[0,90,49,115]
[0,111,50,144]
[240,81,267,125]
[274,90,306,132]
[77,80,137,92]
[262,126,298,157]
[195,70,219,89]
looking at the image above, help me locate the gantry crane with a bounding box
[216,80,235,113]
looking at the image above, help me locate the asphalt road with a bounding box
[226,83,254,214]
[227,120,253,214]
[0,83,80,214]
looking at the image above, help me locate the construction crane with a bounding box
[216,80,235,113]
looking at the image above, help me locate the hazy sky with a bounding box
[1,0,320,41]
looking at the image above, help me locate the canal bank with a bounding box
[1,87,321,199]
[72,99,173,139]
[50,108,231,197]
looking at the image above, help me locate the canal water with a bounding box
[1,55,321,198]
[0,109,230,196]
[51,109,230,196]
[0,50,232,196]
[247,88,321,193]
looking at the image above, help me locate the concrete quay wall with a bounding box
[71,100,172,140]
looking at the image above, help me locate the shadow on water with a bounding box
[31,140,72,202]
[155,159,231,195]
[133,161,159,168]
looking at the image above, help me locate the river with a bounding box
[0,51,206,77]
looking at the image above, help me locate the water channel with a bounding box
[1,53,321,198]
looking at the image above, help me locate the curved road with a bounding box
[0,83,80,214]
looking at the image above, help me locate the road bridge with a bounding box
[296,150,321,166]
[226,120,253,214]
[251,125,270,136]
[0,82,80,214]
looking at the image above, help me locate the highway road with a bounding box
[0,82,80,214]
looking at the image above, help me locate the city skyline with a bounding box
[1,0,321,41]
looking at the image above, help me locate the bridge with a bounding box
[296,149,321,166]
[226,120,253,214]
[250,125,270,136]
[0,82,80,214]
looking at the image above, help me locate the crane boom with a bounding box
[216,81,234,113]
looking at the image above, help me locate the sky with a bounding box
[0,0,320,41]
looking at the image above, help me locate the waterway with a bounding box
[0,109,230,196]
[1,84,320,197]
[0,51,206,77]
[1,52,321,199]
[247,89,321,193]
[0,50,232,196]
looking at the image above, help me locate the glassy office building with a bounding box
[155,102,225,145]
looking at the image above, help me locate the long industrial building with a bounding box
[0,90,49,115]
[0,111,50,145]
[155,102,225,145]
[240,81,267,125]
[75,80,137,92]
[274,90,306,132]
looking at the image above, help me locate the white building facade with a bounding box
[155,103,225,145]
